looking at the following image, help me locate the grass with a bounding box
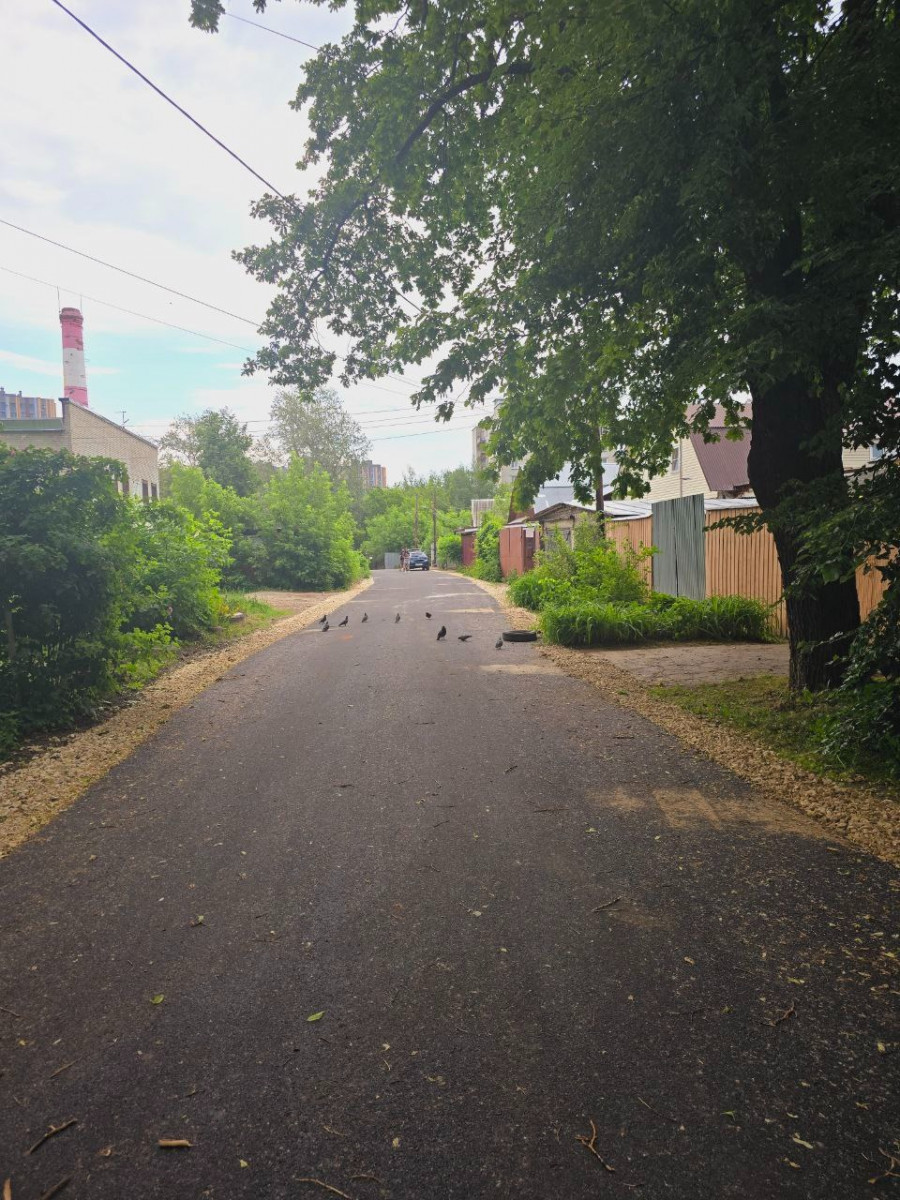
[540,594,776,647]
[210,592,288,642]
[654,674,900,790]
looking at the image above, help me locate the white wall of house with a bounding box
[641,437,715,502]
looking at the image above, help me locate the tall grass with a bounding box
[541,594,775,647]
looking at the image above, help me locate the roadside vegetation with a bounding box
[507,519,775,647]
[656,675,900,788]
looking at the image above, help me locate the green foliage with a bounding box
[508,518,650,610]
[469,511,503,582]
[436,533,462,568]
[253,460,367,590]
[0,448,237,758]
[541,595,775,648]
[359,486,469,560]
[114,500,230,640]
[0,447,128,733]
[814,682,900,778]
[658,675,900,786]
[159,408,257,496]
[267,386,370,498]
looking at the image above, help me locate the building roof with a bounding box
[688,428,751,493]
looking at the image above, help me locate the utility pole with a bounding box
[431,489,437,565]
[414,492,419,547]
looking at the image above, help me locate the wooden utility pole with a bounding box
[414,492,419,546]
[431,489,437,564]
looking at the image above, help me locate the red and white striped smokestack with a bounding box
[60,307,89,407]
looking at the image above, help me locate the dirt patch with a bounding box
[0,578,372,860]
[465,576,899,866]
[594,642,790,685]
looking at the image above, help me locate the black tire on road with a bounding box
[502,630,538,643]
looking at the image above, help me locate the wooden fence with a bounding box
[607,505,887,636]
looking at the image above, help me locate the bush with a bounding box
[814,681,900,778]
[437,533,462,568]
[509,518,651,609]
[468,511,503,581]
[540,594,775,647]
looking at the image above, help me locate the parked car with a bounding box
[408,549,430,570]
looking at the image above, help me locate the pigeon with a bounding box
[318,614,327,624]
[458,634,473,642]
[361,612,368,622]
[322,621,330,632]
[436,625,447,641]
[425,611,432,619]
[338,616,349,627]
[495,637,504,650]
[395,612,401,623]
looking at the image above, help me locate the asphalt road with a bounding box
[1,570,897,1199]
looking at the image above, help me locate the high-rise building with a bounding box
[360,460,388,488]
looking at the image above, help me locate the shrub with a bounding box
[814,681,900,778]
[541,594,775,647]
[470,511,503,581]
[509,518,651,608]
[437,533,462,568]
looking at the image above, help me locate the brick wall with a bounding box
[65,402,159,497]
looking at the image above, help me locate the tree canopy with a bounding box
[265,386,370,491]
[191,0,899,689]
[159,408,258,496]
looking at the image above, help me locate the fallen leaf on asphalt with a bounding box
[307,1011,325,1022]
[392,1137,401,1149]
[98,1147,113,1157]
[239,1159,249,1168]
[787,978,806,985]
[877,1041,887,1053]
[158,1139,192,1149]
[684,957,695,965]
[190,915,205,926]
[150,994,165,1005]
[791,1135,815,1150]
[785,1159,802,1169]
[3,1178,11,1200]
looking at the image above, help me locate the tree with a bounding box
[267,386,370,491]
[191,0,899,691]
[160,408,257,496]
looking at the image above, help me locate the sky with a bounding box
[0,0,481,482]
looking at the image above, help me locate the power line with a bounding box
[0,217,260,326]
[0,264,257,354]
[223,11,320,51]
[48,0,290,201]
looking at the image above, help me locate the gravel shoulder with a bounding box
[0,578,372,859]
[467,576,900,866]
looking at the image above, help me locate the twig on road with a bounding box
[37,1179,71,1200]
[297,1179,353,1199]
[27,1119,77,1155]
[762,1001,795,1027]
[49,1062,75,1079]
[591,897,622,912]
[636,1094,680,1124]
[0,1006,22,1018]
[868,1148,900,1186]
[575,1118,615,1172]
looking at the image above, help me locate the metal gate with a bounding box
[651,495,705,599]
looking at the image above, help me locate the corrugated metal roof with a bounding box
[689,428,751,493]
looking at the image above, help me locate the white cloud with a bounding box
[0,348,117,377]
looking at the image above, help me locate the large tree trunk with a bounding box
[747,378,860,692]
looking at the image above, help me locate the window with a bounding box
[122,477,130,496]
[141,480,149,501]
[151,482,158,500]
[670,443,681,473]
[870,444,884,462]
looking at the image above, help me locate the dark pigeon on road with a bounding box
[425,612,432,618]
[318,614,327,624]
[495,637,503,650]
[322,621,330,632]
[338,616,349,627]
[458,634,473,642]
[362,612,368,622]
[395,613,401,623]
[436,626,447,641]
